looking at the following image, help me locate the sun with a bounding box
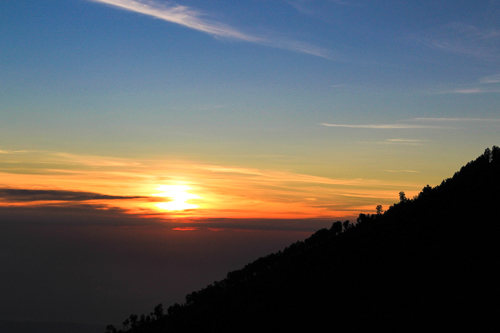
[154,185,200,211]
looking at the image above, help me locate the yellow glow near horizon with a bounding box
[0,149,429,219]
[154,185,200,211]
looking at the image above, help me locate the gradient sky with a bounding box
[1,0,500,326]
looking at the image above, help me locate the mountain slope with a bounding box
[107,147,500,332]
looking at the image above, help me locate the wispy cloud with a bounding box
[54,152,142,167]
[330,0,359,6]
[198,164,376,187]
[433,73,500,94]
[412,117,500,122]
[0,149,38,154]
[479,74,500,84]
[420,23,500,60]
[261,37,331,58]
[287,0,358,15]
[375,139,426,146]
[447,23,500,40]
[452,88,484,94]
[386,139,425,143]
[286,1,316,15]
[320,123,444,129]
[442,87,500,94]
[89,0,330,58]
[90,0,259,41]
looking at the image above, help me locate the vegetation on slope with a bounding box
[106,147,500,332]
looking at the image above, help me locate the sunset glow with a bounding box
[0,149,432,220]
[2,0,500,326]
[154,185,200,212]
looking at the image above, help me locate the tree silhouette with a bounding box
[122,318,129,331]
[154,303,164,320]
[343,220,350,231]
[331,221,342,235]
[105,325,117,333]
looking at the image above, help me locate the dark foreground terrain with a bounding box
[107,147,500,332]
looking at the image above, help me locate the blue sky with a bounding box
[2,1,499,161]
[1,0,500,325]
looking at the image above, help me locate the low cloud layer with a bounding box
[0,189,148,202]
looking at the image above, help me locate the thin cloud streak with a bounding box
[372,139,426,146]
[330,0,357,5]
[287,0,359,16]
[431,72,500,95]
[479,74,500,84]
[89,0,330,58]
[420,23,500,60]
[0,149,40,154]
[261,38,331,58]
[453,88,484,94]
[90,0,259,41]
[386,139,426,143]
[320,123,444,129]
[54,152,143,167]
[433,86,500,95]
[197,164,393,187]
[453,88,500,94]
[412,117,500,122]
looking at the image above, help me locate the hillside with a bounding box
[106,147,500,332]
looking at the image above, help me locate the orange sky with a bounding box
[0,149,424,222]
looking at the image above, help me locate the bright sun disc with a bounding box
[154,185,200,211]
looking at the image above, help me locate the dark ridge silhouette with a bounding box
[105,146,500,332]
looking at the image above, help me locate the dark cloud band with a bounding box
[0,189,148,202]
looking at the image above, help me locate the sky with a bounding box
[1,0,500,327]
